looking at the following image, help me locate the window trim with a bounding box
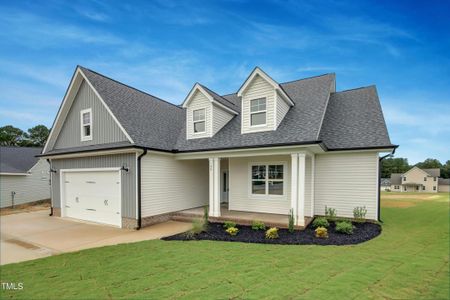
[192,108,206,134]
[249,98,267,127]
[80,108,92,141]
[248,161,287,198]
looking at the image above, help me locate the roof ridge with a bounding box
[280,73,335,85]
[79,66,182,110]
[198,83,237,107]
[332,85,376,94]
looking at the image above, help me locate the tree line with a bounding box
[0,125,50,147]
[382,157,450,179]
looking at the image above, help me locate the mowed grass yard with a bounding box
[1,192,449,299]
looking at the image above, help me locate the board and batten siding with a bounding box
[212,104,234,135]
[0,160,50,208]
[314,152,378,220]
[186,90,212,139]
[229,155,291,215]
[276,93,290,128]
[50,153,137,218]
[141,153,209,217]
[53,80,129,150]
[241,75,276,134]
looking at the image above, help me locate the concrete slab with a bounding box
[0,211,191,265]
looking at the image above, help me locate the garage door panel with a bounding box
[63,170,121,227]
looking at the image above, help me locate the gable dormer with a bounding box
[238,67,294,134]
[182,83,238,140]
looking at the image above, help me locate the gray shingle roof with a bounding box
[198,84,240,112]
[319,86,393,149]
[48,66,395,154]
[381,178,391,186]
[0,147,42,173]
[390,173,402,185]
[438,178,450,185]
[422,168,440,177]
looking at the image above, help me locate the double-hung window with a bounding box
[80,108,92,141]
[193,109,206,133]
[251,163,285,196]
[250,98,266,126]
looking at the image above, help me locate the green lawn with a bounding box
[1,192,449,299]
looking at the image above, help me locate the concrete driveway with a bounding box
[0,210,191,265]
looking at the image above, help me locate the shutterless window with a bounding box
[250,98,266,126]
[424,177,427,181]
[433,186,436,191]
[193,109,206,133]
[403,177,406,181]
[434,177,437,181]
[80,108,92,141]
[251,164,284,196]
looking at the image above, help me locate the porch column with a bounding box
[209,157,221,217]
[310,154,315,218]
[291,153,306,226]
[297,154,306,226]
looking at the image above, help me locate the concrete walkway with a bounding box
[0,210,191,265]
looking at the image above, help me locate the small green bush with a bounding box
[335,221,354,234]
[312,217,329,228]
[185,218,206,239]
[225,227,239,236]
[325,206,337,221]
[265,227,279,239]
[251,220,266,230]
[288,208,295,233]
[353,206,367,222]
[315,226,328,238]
[223,221,236,229]
[203,206,209,223]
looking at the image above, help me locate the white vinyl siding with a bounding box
[276,93,290,128]
[186,90,212,139]
[241,75,276,133]
[314,152,378,220]
[212,104,234,135]
[0,159,50,208]
[229,155,291,215]
[141,153,209,217]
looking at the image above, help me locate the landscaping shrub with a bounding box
[312,217,329,228]
[288,208,295,233]
[185,218,206,239]
[251,220,266,230]
[223,221,236,229]
[335,221,354,234]
[353,206,367,222]
[225,227,239,236]
[325,206,337,221]
[265,227,279,239]
[315,227,328,238]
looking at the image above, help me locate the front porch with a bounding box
[172,205,312,229]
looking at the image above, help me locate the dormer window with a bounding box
[193,109,206,133]
[80,108,92,141]
[250,98,266,126]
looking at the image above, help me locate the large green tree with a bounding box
[24,125,50,147]
[441,160,450,179]
[381,157,410,178]
[415,158,443,170]
[0,125,25,146]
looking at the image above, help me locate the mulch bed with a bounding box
[162,221,382,245]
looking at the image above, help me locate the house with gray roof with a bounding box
[38,66,397,228]
[390,167,449,193]
[0,147,50,208]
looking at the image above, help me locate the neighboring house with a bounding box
[438,178,450,193]
[380,178,391,191]
[0,147,50,208]
[38,66,397,229]
[390,167,444,192]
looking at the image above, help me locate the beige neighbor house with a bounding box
[0,147,50,208]
[37,66,397,229]
[390,167,448,193]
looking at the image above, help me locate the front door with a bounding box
[221,170,229,203]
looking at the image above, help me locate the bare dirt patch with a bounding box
[0,200,50,216]
[381,194,436,200]
[381,200,416,208]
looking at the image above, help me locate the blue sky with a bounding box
[0,0,449,163]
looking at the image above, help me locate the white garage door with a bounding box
[62,170,121,227]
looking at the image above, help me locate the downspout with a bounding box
[46,159,53,216]
[378,148,396,222]
[136,149,147,230]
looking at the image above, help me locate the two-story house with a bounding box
[390,167,443,192]
[38,66,397,229]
